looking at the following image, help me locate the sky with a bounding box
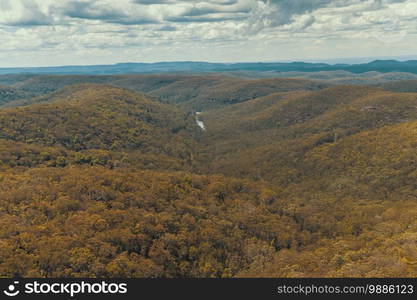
[0,0,416,67]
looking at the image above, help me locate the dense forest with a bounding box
[0,74,416,277]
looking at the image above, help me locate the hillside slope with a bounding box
[154,77,329,111]
[0,166,300,278]
[2,75,330,111]
[0,86,27,106]
[379,80,417,93]
[0,84,200,171]
[201,86,417,185]
[238,120,417,277]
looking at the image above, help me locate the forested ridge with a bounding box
[0,86,28,106]
[0,75,416,277]
[0,74,330,111]
[0,84,199,172]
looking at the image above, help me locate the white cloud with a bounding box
[0,0,415,66]
[0,0,53,26]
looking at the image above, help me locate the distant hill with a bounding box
[0,74,36,85]
[378,80,417,93]
[1,74,330,111]
[6,72,417,112]
[2,60,417,75]
[11,75,116,96]
[269,71,417,85]
[153,77,329,111]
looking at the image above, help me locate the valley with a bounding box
[0,73,416,278]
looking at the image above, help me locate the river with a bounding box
[195,112,206,131]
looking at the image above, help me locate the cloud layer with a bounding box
[0,0,416,66]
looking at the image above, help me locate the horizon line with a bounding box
[0,57,417,69]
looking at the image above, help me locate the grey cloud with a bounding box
[57,0,252,25]
[167,14,246,22]
[133,0,173,4]
[131,0,238,4]
[56,0,159,25]
[181,5,251,17]
[265,0,333,26]
[158,24,177,31]
[0,0,53,26]
[249,0,408,31]
[354,0,408,11]
[384,0,409,3]
[269,0,333,14]
[59,1,122,21]
[164,0,252,24]
[1,0,411,28]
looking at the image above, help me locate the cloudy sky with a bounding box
[0,0,416,67]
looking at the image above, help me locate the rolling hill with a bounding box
[192,84,417,278]
[0,84,200,171]
[0,166,300,278]
[0,74,417,278]
[1,74,330,111]
[379,80,417,93]
[0,81,302,278]
[200,86,417,185]
[238,120,417,277]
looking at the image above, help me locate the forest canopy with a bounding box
[0,75,416,277]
